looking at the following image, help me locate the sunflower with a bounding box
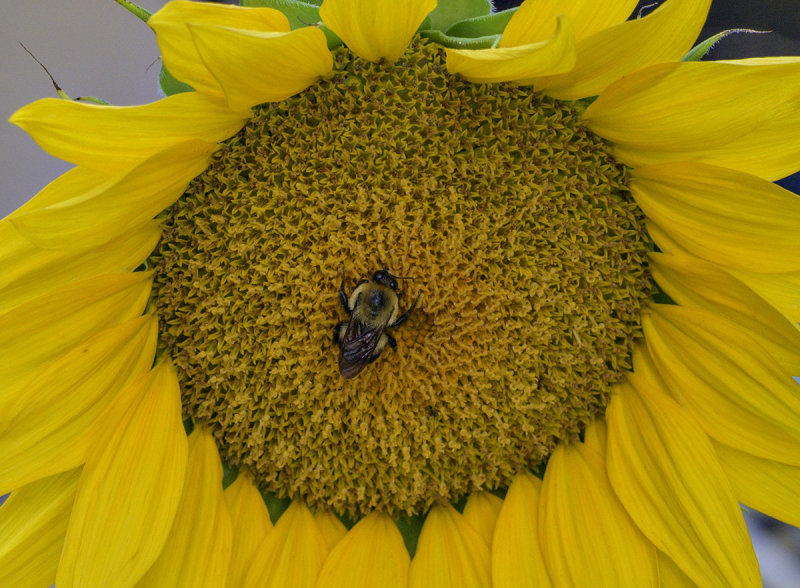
[3,0,800,585]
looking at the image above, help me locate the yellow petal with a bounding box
[606,372,759,586]
[244,500,329,588]
[722,269,800,340]
[408,504,491,588]
[9,93,248,174]
[648,219,800,334]
[4,166,108,216]
[319,0,436,63]
[461,491,503,545]
[583,418,608,457]
[0,314,157,493]
[536,0,710,99]
[650,244,800,374]
[731,270,800,314]
[446,15,576,84]
[0,220,160,316]
[657,551,697,587]
[314,510,348,553]
[584,60,800,180]
[714,441,800,529]
[684,112,800,181]
[56,361,189,588]
[539,442,658,586]
[631,162,800,273]
[0,271,152,395]
[11,139,213,250]
[316,514,410,588]
[492,472,550,588]
[138,427,233,587]
[0,468,80,588]
[665,57,800,181]
[149,0,290,96]
[723,56,800,66]
[224,473,273,588]
[643,304,800,466]
[500,0,637,46]
[189,24,332,113]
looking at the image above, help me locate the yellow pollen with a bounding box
[150,40,652,517]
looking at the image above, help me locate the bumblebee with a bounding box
[333,268,421,379]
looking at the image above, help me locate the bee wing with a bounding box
[339,318,387,379]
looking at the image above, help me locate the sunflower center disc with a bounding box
[150,41,652,517]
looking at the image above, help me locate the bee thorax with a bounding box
[365,289,387,313]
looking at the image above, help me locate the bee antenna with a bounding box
[395,275,413,281]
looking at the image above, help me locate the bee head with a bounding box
[371,269,398,290]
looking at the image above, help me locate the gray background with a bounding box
[1,0,170,216]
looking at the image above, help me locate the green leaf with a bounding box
[159,64,194,96]
[489,486,508,500]
[571,96,597,115]
[260,489,292,524]
[419,29,500,50]
[240,0,342,48]
[394,513,426,557]
[651,284,676,305]
[335,512,357,530]
[221,462,239,490]
[241,0,321,29]
[682,28,767,62]
[319,24,344,50]
[427,0,493,32]
[446,7,518,38]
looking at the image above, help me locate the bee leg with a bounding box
[339,270,351,315]
[390,289,421,327]
[332,322,347,345]
[385,332,397,351]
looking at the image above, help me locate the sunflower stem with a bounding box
[75,96,111,105]
[111,0,152,22]
[682,28,769,61]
